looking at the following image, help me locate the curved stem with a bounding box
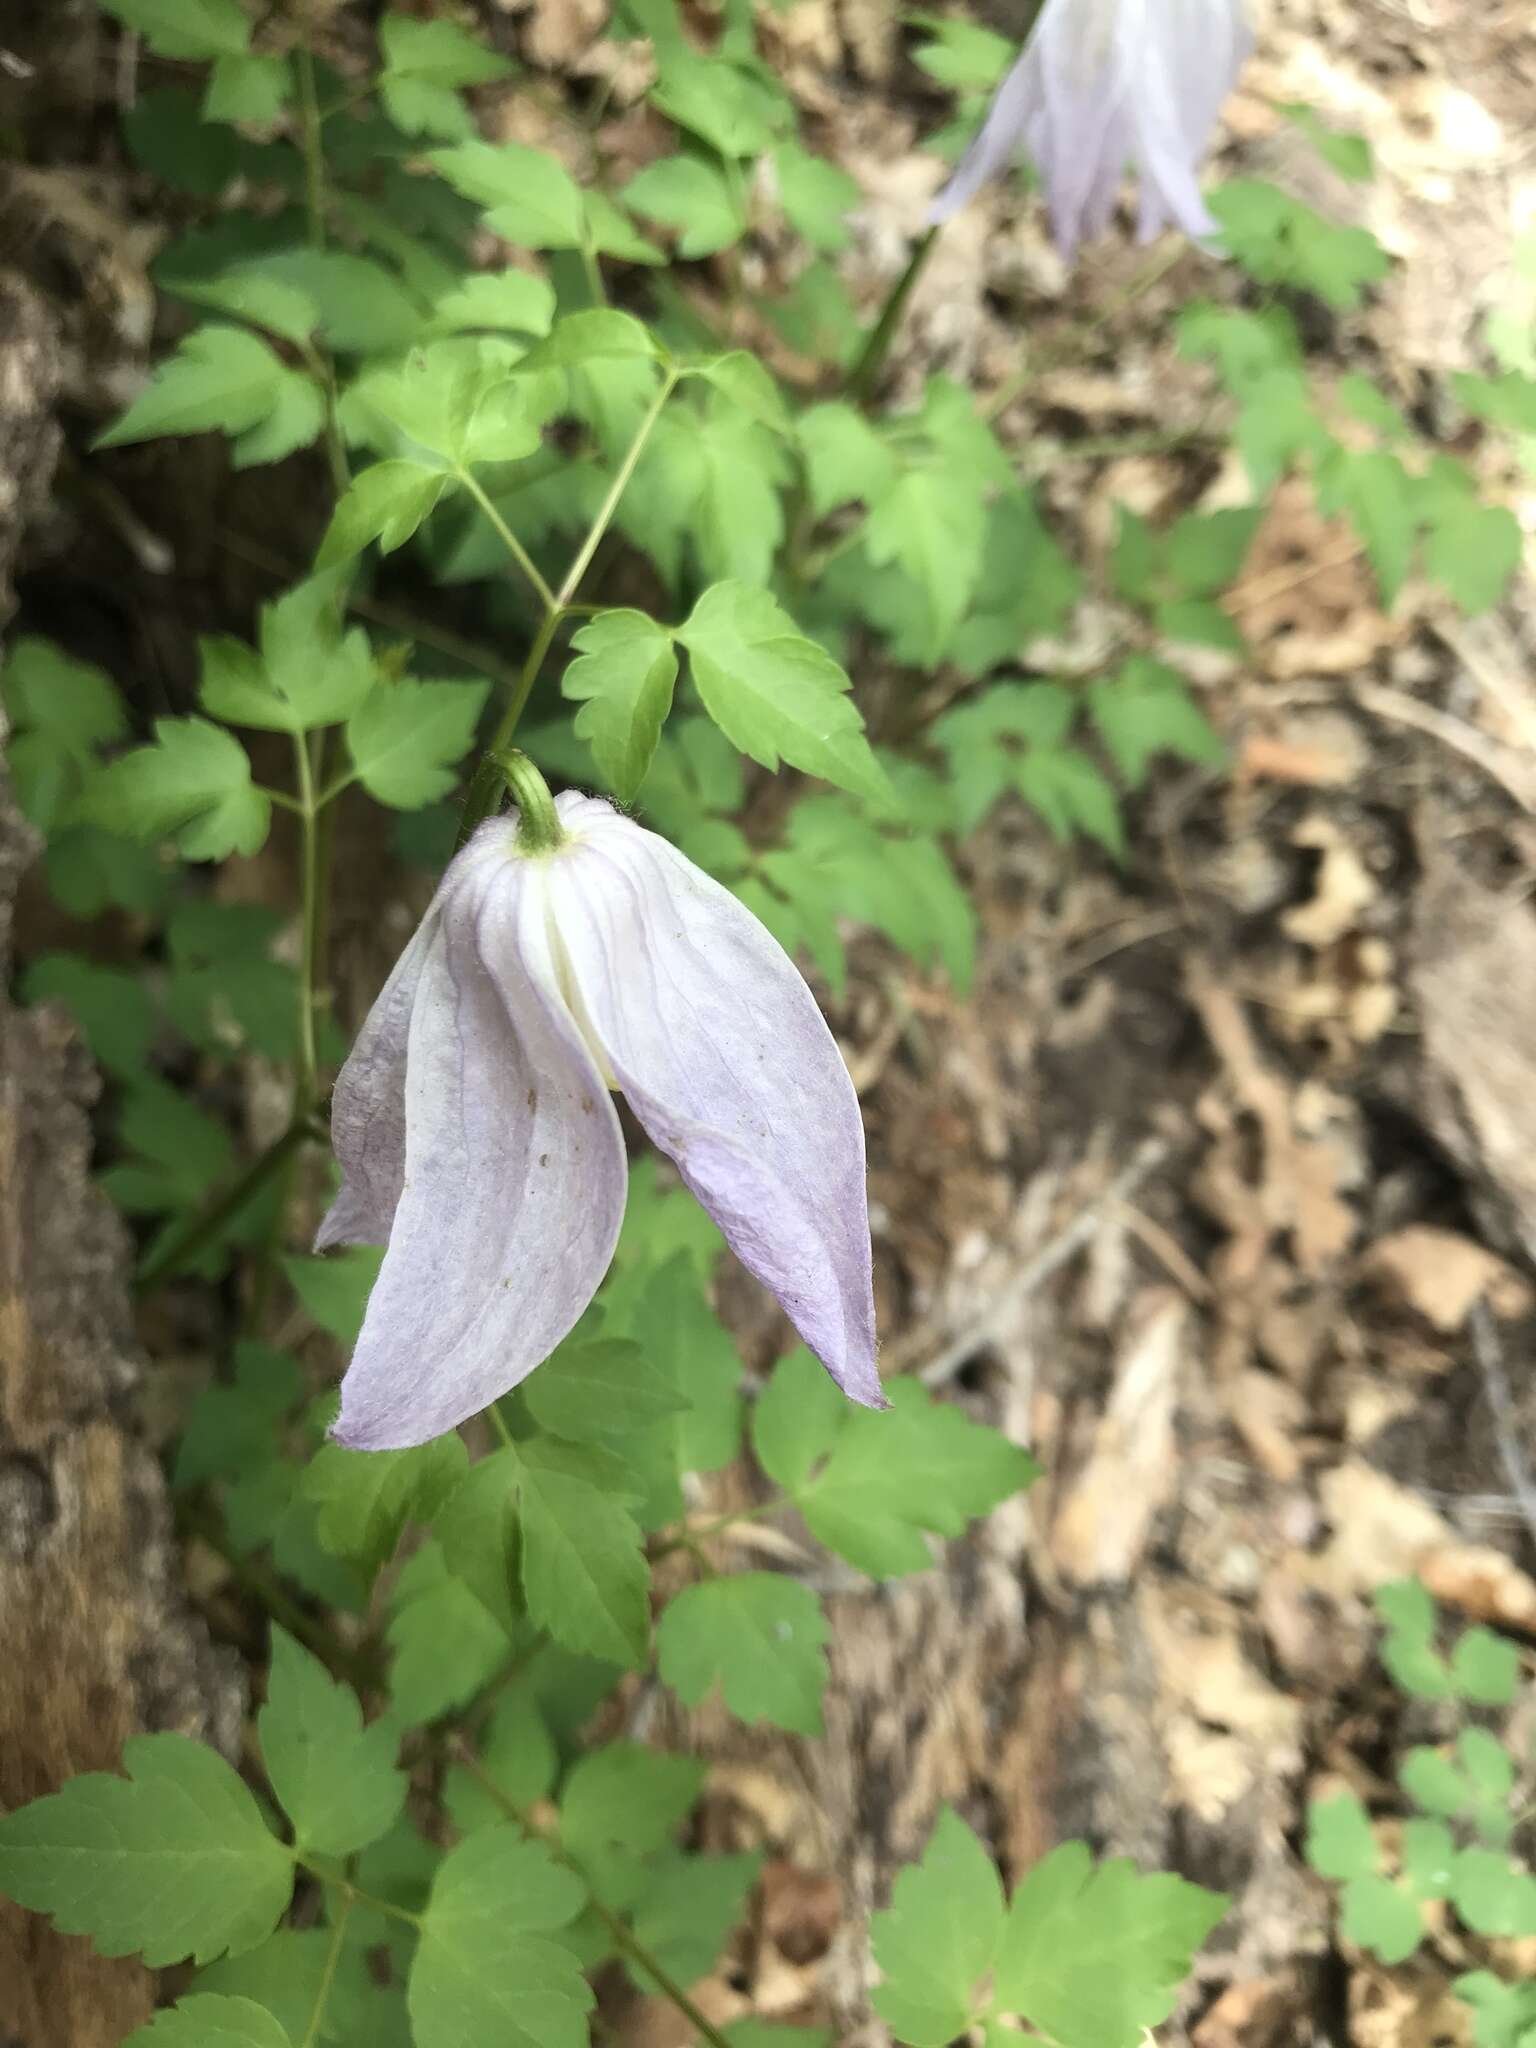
[449,1748,735,2048]
[294,50,351,498]
[298,1860,423,1929]
[457,368,681,841]
[298,1896,353,2048]
[556,368,678,612]
[846,225,940,407]
[458,472,558,614]
[135,1120,318,1291]
[293,733,321,1111]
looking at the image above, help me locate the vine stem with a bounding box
[298,1894,352,2048]
[292,732,322,1111]
[457,367,682,843]
[448,1747,737,2048]
[458,472,559,613]
[135,1119,318,1291]
[845,225,940,407]
[297,1859,423,1930]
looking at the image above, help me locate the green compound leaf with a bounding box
[1305,1794,1378,1882]
[200,576,375,735]
[83,716,270,860]
[687,351,792,435]
[2,637,126,752]
[625,155,746,258]
[797,1378,1038,1578]
[1450,1625,1521,1706]
[192,1926,382,2044]
[1089,658,1224,791]
[409,1826,591,2048]
[344,676,489,808]
[676,581,888,804]
[174,1343,303,1492]
[102,1078,232,1218]
[584,189,666,266]
[752,1346,848,1494]
[1454,1970,1536,2048]
[626,1850,762,1993]
[1279,102,1374,181]
[203,52,291,127]
[379,12,515,142]
[301,1435,469,1582]
[771,139,860,252]
[657,1573,829,1736]
[1016,747,1124,859]
[776,796,976,993]
[429,139,587,249]
[168,271,318,347]
[100,0,250,59]
[261,249,426,356]
[1340,1873,1424,1964]
[651,49,788,159]
[1422,493,1522,617]
[515,309,664,374]
[871,1809,1005,2047]
[318,461,447,570]
[258,1629,405,1858]
[862,464,988,664]
[1316,446,1416,606]
[430,272,556,339]
[283,1247,386,1344]
[563,610,679,802]
[122,1995,291,2048]
[523,1336,688,1442]
[798,402,898,516]
[1450,1850,1536,1940]
[1209,179,1392,310]
[387,1545,513,1725]
[991,1843,1226,2048]
[95,325,322,468]
[0,1733,292,1966]
[560,1742,705,1876]
[444,1689,559,1832]
[1401,1818,1456,1903]
[517,1439,651,1667]
[22,955,156,1079]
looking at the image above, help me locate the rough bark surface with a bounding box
[0,268,241,2048]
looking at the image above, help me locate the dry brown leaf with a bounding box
[1050,1290,1187,1586]
[1311,1461,1459,1597]
[1362,1225,1530,1332]
[1282,816,1378,949]
[1418,1542,1536,1632]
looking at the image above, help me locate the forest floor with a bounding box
[7,1,1536,2044]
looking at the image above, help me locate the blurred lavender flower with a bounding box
[930,0,1254,258]
[319,791,882,1449]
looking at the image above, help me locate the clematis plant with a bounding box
[930,0,1255,257]
[319,759,883,1449]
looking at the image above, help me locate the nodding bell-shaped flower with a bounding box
[318,770,882,1450]
[930,0,1254,259]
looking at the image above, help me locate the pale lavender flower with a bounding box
[930,0,1254,258]
[319,792,882,1449]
